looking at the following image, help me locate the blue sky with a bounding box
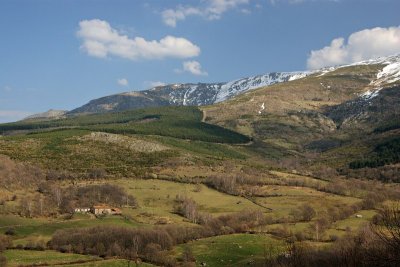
[0,0,400,122]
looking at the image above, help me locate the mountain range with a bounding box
[26,54,400,120]
[66,71,311,115]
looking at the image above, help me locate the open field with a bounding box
[0,172,381,265]
[175,234,285,266]
[4,249,156,267]
[68,259,155,267]
[325,209,376,238]
[67,178,265,225]
[0,214,141,246]
[118,179,262,213]
[4,249,100,266]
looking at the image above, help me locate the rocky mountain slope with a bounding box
[68,72,311,114]
[202,54,400,174]
[24,109,67,120]
[205,54,400,123]
[69,55,400,115]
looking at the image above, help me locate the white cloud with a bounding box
[162,0,249,27]
[0,110,33,123]
[180,61,208,76]
[143,81,167,89]
[307,26,400,69]
[117,78,129,86]
[77,19,200,60]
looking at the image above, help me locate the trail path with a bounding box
[201,109,207,122]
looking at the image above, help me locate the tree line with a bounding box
[349,137,400,169]
[19,183,136,217]
[49,209,264,266]
[275,205,400,267]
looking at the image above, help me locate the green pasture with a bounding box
[175,233,285,266]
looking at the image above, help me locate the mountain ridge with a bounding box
[25,54,400,119]
[67,71,311,115]
[68,54,400,115]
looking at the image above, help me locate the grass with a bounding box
[0,129,177,175]
[270,171,329,185]
[4,249,100,266]
[255,193,360,219]
[175,234,285,266]
[266,221,311,232]
[0,215,47,229]
[153,136,247,160]
[0,107,250,176]
[67,259,155,266]
[330,210,376,231]
[1,214,141,245]
[106,179,264,223]
[258,185,328,197]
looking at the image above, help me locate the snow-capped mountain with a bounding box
[68,54,400,114]
[69,72,311,114]
[214,72,309,103]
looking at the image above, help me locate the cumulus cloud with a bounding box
[307,26,400,69]
[178,61,208,76]
[0,110,33,123]
[77,19,200,60]
[162,0,249,27]
[117,78,129,86]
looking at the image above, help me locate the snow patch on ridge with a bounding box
[288,73,309,81]
[183,85,198,106]
[360,88,382,100]
[372,62,400,85]
[215,71,311,103]
[258,102,265,114]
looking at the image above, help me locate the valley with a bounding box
[0,55,400,266]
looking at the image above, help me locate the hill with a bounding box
[203,55,400,180]
[0,106,251,178]
[24,110,67,120]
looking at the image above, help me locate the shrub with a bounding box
[0,235,11,252]
[4,228,15,236]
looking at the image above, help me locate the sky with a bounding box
[0,0,400,122]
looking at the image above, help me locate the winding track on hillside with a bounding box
[201,109,207,122]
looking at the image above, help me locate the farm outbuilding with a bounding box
[91,204,122,215]
[73,204,122,215]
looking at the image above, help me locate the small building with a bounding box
[91,204,122,215]
[74,207,90,213]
